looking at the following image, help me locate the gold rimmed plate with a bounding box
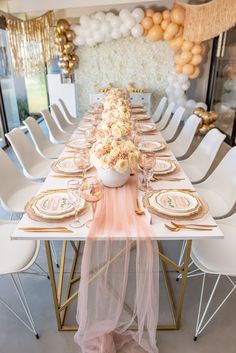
[51,157,93,175]
[139,140,166,153]
[66,139,91,150]
[153,159,177,175]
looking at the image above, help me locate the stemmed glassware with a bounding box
[85,127,97,144]
[67,179,84,228]
[74,149,90,179]
[80,176,104,228]
[138,152,156,191]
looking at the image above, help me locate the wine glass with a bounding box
[80,176,104,228]
[85,127,97,144]
[74,149,90,179]
[67,179,84,228]
[139,152,156,191]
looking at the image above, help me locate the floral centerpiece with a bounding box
[97,116,131,139]
[90,137,139,187]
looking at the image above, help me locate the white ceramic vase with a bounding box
[97,167,130,188]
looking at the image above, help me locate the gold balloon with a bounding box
[153,12,162,24]
[58,61,64,68]
[192,44,202,55]
[63,42,75,54]
[181,40,194,51]
[71,54,79,63]
[169,36,184,51]
[65,29,76,41]
[147,25,163,42]
[63,67,71,76]
[161,19,170,31]
[57,19,70,33]
[199,125,209,135]
[68,60,76,69]
[60,60,69,69]
[162,10,171,20]
[191,54,203,66]
[190,66,200,79]
[57,34,67,45]
[166,22,179,37]
[180,50,193,65]
[170,7,185,25]
[146,9,155,17]
[182,63,195,76]
[194,107,205,116]
[62,54,71,62]
[175,64,183,74]
[141,16,154,30]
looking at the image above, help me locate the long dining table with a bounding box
[12,108,223,332]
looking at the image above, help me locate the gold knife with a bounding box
[19,227,73,233]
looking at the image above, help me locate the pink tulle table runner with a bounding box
[75,176,159,353]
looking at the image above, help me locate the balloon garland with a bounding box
[54,19,79,76]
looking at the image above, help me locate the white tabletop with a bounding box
[12,118,223,242]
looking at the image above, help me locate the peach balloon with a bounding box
[190,66,200,79]
[201,44,206,55]
[161,19,170,31]
[141,16,154,30]
[169,37,184,51]
[175,64,183,74]
[146,9,154,17]
[180,50,193,64]
[176,26,183,37]
[148,25,163,42]
[143,29,149,36]
[166,22,179,37]
[171,7,185,25]
[182,40,194,51]
[153,12,162,24]
[163,10,171,20]
[174,54,182,65]
[182,63,195,77]
[192,44,202,55]
[164,30,174,41]
[191,54,203,66]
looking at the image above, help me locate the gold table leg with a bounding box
[44,239,192,331]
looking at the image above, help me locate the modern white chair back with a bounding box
[23,117,63,159]
[161,106,185,142]
[191,213,236,276]
[169,115,201,159]
[153,97,168,123]
[195,146,236,217]
[51,104,74,133]
[5,128,51,180]
[41,109,70,144]
[157,102,175,130]
[180,129,225,183]
[59,98,78,124]
[195,102,208,111]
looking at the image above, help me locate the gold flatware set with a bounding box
[165,221,217,232]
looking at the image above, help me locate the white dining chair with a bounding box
[195,102,208,111]
[41,109,71,144]
[51,104,76,133]
[191,213,236,340]
[24,117,64,159]
[152,97,168,123]
[59,98,79,125]
[168,115,201,159]
[161,106,185,142]
[195,146,236,218]
[5,128,52,180]
[157,102,175,131]
[0,148,59,267]
[180,129,226,183]
[0,220,40,338]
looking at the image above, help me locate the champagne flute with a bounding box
[74,149,90,179]
[67,179,84,228]
[139,152,155,191]
[80,176,104,228]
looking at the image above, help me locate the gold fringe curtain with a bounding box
[176,0,236,42]
[6,11,57,76]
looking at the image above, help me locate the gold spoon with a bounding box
[165,224,212,232]
[135,199,145,216]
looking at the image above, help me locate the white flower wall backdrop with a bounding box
[75,37,174,114]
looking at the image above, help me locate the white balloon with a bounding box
[131,8,145,23]
[165,86,172,95]
[173,82,182,91]
[186,99,196,109]
[174,90,184,99]
[72,25,83,36]
[106,12,115,21]
[83,28,92,39]
[80,15,90,27]
[74,36,85,46]
[167,75,175,84]
[111,28,122,39]
[100,21,111,35]
[104,33,112,42]
[119,9,131,20]
[90,19,100,30]
[110,16,122,28]
[177,97,187,107]
[131,23,144,37]
[93,31,104,43]
[182,82,191,91]
[178,74,188,83]
[124,16,136,30]
[120,24,130,37]
[94,11,106,21]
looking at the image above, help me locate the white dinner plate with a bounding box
[137,123,156,133]
[153,159,176,175]
[139,140,165,152]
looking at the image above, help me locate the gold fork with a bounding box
[134,199,145,216]
[165,224,212,232]
[171,221,217,228]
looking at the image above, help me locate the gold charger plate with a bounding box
[25,190,88,223]
[143,189,209,221]
[51,157,93,175]
[153,159,178,176]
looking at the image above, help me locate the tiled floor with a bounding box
[0,124,235,353]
